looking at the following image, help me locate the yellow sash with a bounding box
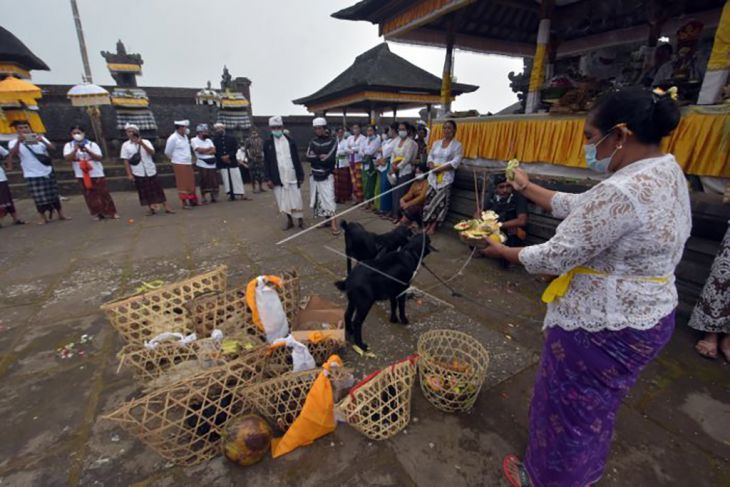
[435,164,445,184]
[541,266,668,304]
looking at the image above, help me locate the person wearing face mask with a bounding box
[334,127,352,203]
[485,87,689,487]
[475,174,527,265]
[373,122,398,216]
[263,116,305,230]
[63,124,118,220]
[422,120,462,235]
[398,162,429,227]
[190,124,219,204]
[361,125,381,209]
[164,120,197,209]
[389,122,418,223]
[306,117,340,235]
[345,123,366,203]
[122,124,175,216]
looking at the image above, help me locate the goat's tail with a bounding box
[334,279,347,291]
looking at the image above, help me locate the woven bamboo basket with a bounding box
[336,356,418,441]
[100,266,228,346]
[104,351,266,465]
[117,333,265,385]
[264,338,343,378]
[185,270,301,338]
[246,369,320,433]
[417,329,489,413]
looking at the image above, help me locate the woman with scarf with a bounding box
[388,122,418,223]
[422,120,462,234]
[63,124,118,220]
[373,122,398,217]
[361,125,381,210]
[484,87,690,487]
[334,127,352,203]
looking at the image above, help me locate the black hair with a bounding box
[368,124,377,132]
[589,87,680,145]
[493,174,507,185]
[443,120,457,132]
[390,122,399,132]
[415,162,428,173]
[69,124,86,133]
[656,44,673,56]
[351,123,361,128]
[10,120,30,128]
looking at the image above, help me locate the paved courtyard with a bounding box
[0,186,728,486]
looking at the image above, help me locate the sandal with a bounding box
[695,338,719,360]
[352,344,377,358]
[503,455,531,487]
[330,229,342,236]
[14,220,26,225]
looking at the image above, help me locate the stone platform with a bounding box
[0,186,727,486]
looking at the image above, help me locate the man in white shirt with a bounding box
[7,120,69,224]
[63,124,118,220]
[190,124,220,204]
[263,116,305,230]
[164,120,197,209]
[121,123,174,216]
[0,144,24,226]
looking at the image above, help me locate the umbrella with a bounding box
[0,75,42,105]
[67,82,111,107]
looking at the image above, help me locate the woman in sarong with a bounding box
[63,124,118,220]
[689,219,730,361]
[422,120,463,235]
[334,127,352,203]
[484,87,690,487]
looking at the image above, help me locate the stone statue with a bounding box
[221,66,232,91]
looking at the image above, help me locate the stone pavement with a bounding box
[0,186,727,487]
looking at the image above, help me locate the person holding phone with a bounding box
[121,124,174,216]
[63,124,118,220]
[7,120,68,224]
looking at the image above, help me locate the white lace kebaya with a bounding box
[519,154,692,332]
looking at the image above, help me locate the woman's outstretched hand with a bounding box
[510,167,529,191]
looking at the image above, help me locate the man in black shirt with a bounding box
[479,174,528,261]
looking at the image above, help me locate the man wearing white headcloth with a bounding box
[263,116,305,230]
[190,124,219,204]
[306,117,340,235]
[122,123,175,215]
[165,120,197,209]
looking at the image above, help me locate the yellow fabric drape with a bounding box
[707,1,730,71]
[429,108,730,177]
[528,44,547,93]
[0,110,45,134]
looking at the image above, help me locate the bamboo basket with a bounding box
[246,369,320,433]
[336,356,418,441]
[264,338,343,378]
[117,333,265,385]
[104,350,266,465]
[185,270,301,338]
[417,329,489,413]
[100,266,228,346]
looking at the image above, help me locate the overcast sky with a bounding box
[4,0,523,116]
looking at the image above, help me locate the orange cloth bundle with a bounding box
[245,275,283,332]
[79,159,94,190]
[271,354,343,458]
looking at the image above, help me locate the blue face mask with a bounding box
[272,130,283,138]
[584,130,618,173]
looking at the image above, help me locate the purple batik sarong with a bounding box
[524,311,675,487]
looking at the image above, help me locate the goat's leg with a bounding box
[352,301,374,351]
[389,296,399,323]
[344,299,355,338]
[398,294,409,325]
[346,256,352,275]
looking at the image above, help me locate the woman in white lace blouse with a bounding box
[490,87,691,487]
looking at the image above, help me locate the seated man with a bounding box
[478,174,528,262]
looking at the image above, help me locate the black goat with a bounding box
[340,220,412,275]
[334,233,432,351]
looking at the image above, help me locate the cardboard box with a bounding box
[291,295,345,343]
